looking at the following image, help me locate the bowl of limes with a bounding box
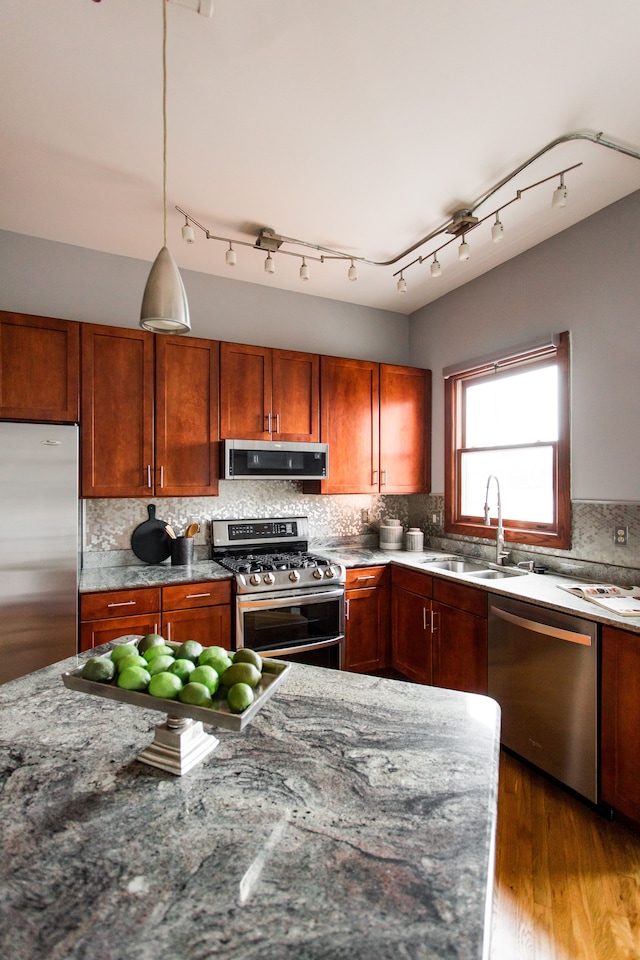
[62,635,290,775]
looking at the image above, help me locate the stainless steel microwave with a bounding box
[222,439,329,480]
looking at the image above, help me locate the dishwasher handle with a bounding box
[490,605,593,646]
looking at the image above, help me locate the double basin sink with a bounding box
[423,558,529,580]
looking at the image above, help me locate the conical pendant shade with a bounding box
[140,246,191,334]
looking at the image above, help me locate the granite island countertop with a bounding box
[1,647,500,960]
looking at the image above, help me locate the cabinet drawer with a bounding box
[80,587,161,621]
[345,566,388,589]
[79,613,161,652]
[391,565,432,598]
[162,580,231,611]
[432,578,487,618]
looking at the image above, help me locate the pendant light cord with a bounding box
[162,0,167,248]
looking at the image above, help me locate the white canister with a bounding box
[405,528,424,552]
[379,519,404,551]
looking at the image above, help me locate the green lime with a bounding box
[189,664,220,695]
[169,658,196,683]
[148,671,183,700]
[174,640,204,663]
[116,665,151,691]
[81,657,116,683]
[232,648,263,672]
[117,653,149,674]
[138,633,166,654]
[111,643,139,665]
[227,682,254,713]
[221,662,261,689]
[178,682,213,707]
[148,655,177,677]
[198,648,233,676]
[143,644,175,663]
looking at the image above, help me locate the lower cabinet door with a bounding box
[391,586,431,684]
[80,614,161,653]
[345,583,390,673]
[162,605,232,649]
[601,625,640,822]
[432,601,487,695]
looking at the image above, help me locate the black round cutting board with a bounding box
[131,504,171,564]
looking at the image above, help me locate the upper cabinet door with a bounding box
[271,349,319,442]
[309,355,380,494]
[219,342,272,440]
[81,324,155,498]
[0,311,80,422]
[154,335,219,497]
[379,363,431,494]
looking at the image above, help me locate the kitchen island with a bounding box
[0,648,500,960]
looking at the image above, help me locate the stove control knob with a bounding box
[324,566,336,579]
[263,572,275,586]
[250,573,262,586]
[289,570,300,583]
[313,568,323,580]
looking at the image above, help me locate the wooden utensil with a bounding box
[184,523,199,538]
[165,524,177,539]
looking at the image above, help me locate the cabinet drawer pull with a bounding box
[185,592,211,599]
[355,575,376,582]
[107,601,137,608]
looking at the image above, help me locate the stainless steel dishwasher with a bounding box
[488,595,599,802]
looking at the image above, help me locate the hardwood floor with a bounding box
[491,750,640,960]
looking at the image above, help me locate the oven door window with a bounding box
[239,594,342,653]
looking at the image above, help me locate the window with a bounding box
[444,332,570,549]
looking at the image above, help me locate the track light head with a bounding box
[300,258,310,281]
[430,255,442,278]
[552,174,567,208]
[397,273,407,294]
[348,259,357,281]
[491,213,504,242]
[225,243,237,266]
[458,237,470,261]
[264,251,275,274]
[181,218,195,244]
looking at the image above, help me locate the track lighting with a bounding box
[181,217,195,244]
[264,252,275,274]
[300,258,310,281]
[348,259,357,281]
[491,213,504,242]
[458,236,470,261]
[430,255,442,278]
[397,272,407,294]
[552,173,567,208]
[225,243,236,266]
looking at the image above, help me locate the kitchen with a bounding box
[2,2,640,959]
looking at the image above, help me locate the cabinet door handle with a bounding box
[274,412,280,434]
[430,610,439,635]
[146,464,152,488]
[185,592,211,599]
[107,601,137,608]
[345,598,351,621]
[372,469,378,485]
[423,606,427,630]
[159,465,164,488]
[381,469,387,486]
[267,412,273,433]
[165,622,171,641]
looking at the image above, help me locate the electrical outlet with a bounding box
[614,525,628,546]
[361,509,369,524]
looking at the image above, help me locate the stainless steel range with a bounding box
[211,517,346,668]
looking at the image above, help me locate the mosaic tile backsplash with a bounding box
[83,484,639,585]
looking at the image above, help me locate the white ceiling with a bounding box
[2,0,640,315]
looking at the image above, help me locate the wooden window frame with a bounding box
[444,331,571,550]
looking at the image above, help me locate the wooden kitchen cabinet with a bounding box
[81,324,219,497]
[344,566,390,673]
[431,578,488,694]
[304,357,430,495]
[161,580,232,648]
[601,625,640,823]
[391,566,433,684]
[79,587,161,652]
[219,341,319,442]
[0,311,80,422]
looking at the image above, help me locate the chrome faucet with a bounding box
[484,474,509,565]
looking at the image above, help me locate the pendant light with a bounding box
[140,0,191,334]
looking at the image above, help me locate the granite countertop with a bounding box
[0,648,499,960]
[79,546,640,634]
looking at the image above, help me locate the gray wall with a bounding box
[0,229,409,364]
[409,189,640,502]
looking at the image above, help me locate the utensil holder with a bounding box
[171,537,194,566]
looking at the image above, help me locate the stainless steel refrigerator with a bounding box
[0,421,78,684]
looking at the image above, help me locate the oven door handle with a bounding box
[258,636,345,659]
[236,587,345,609]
